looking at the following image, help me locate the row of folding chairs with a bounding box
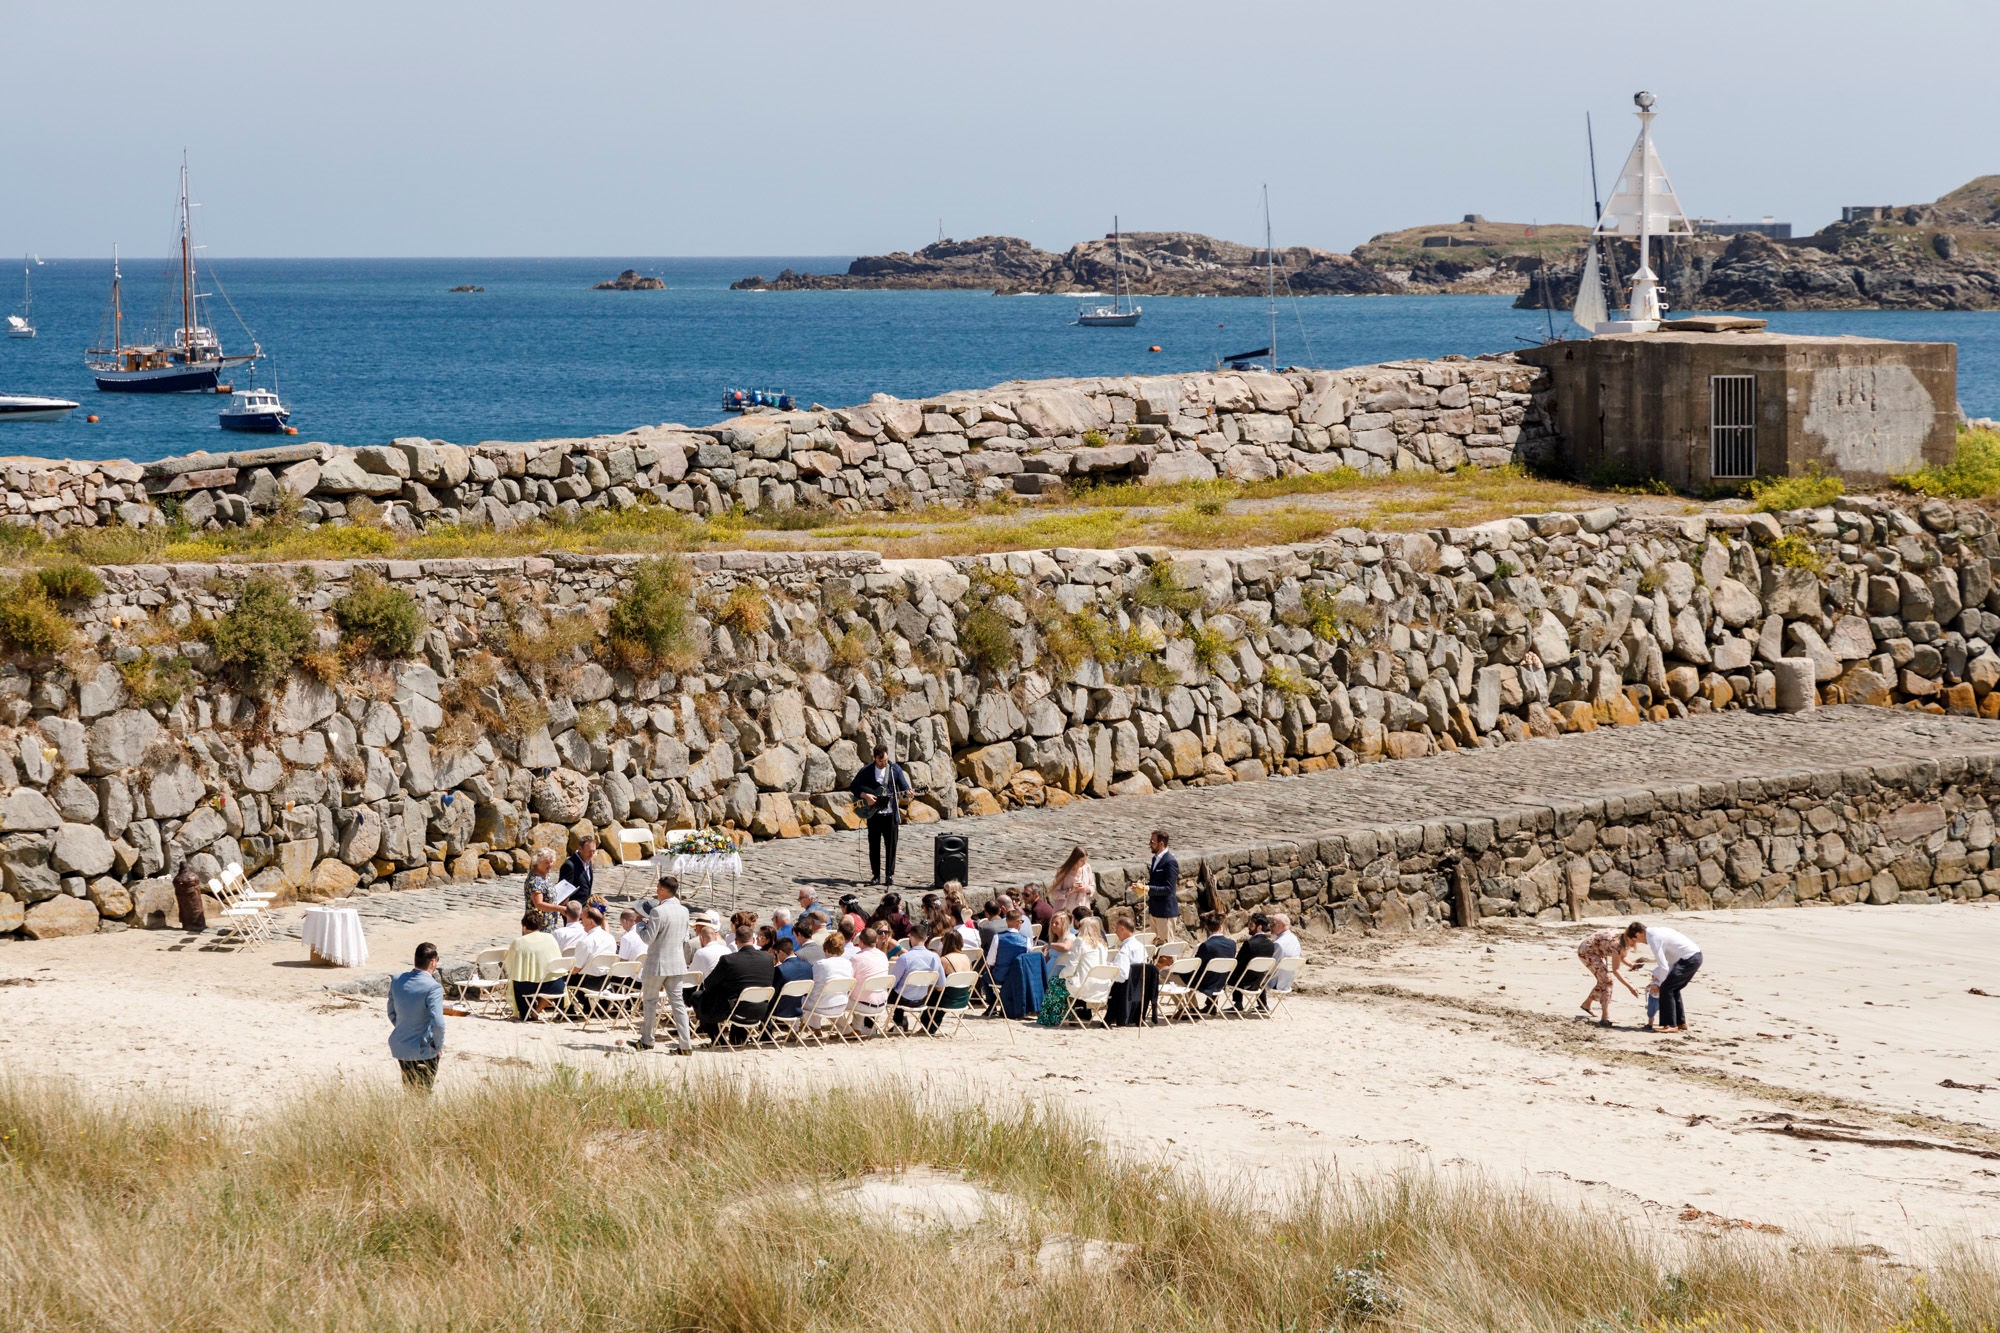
[1040,952,1303,1028]
[208,863,276,944]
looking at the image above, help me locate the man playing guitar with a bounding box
[849,743,912,886]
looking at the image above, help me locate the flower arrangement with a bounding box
[668,828,736,856]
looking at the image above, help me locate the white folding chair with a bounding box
[597,960,645,1031]
[1190,957,1235,1019]
[845,973,893,1039]
[886,969,938,1036]
[802,976,854,1044]
[721,985,776,1047]
[927,971,979,1038]
[1153,939,1187,962]
[210,875,269,944]
[1224,956,1276,1017]
[1158,955,1204,1021]
[459,946,512,1018]
[1070,963,1123,1029]
[612,825,658,865]
[568,953,619,1027]
[1263,957,1304,1016]
[765,978,817,1046]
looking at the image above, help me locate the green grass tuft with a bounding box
[1749,467,1843,513]
[332,572,425,660]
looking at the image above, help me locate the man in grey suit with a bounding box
[387,941,446,1092]
[635,873,693,1054]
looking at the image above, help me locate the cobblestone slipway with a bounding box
[320,707,2000,943]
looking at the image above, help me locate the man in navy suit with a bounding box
[1144,829,1181,939]
[558,835,597,906]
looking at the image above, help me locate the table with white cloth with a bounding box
[656,851,745,910]
[301,906,369,967]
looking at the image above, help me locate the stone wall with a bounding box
[6,492,2000,939]
[5,357,1548,538]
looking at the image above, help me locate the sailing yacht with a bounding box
[1222,186,1281,371]
[1075,218,1142,326]
[85,157,261,392]
[5,258,31,338]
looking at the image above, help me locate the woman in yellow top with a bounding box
[505,911,565,1019]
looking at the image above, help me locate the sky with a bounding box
[3,0,1991,260]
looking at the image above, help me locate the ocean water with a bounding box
[2,256,1997,465]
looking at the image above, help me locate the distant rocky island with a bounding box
[448,284,484,293]
[1529,176,2000,312]
[733,177,2000,311]
[593,269,666,291]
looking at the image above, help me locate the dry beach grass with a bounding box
[1,1072,1996,1333]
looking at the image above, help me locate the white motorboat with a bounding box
[219,387,292,433]
[0,395,80,422]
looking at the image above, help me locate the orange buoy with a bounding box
[85,414,99,423]
[1149,344,1161,353]
[284,426,298,435]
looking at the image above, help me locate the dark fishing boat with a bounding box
[86,158,261,394]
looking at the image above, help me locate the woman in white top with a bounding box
[806,930,855,1027]
[1066,917,1114,1008]
[1048,844,1095,916]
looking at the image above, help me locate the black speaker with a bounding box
[933,833,970,889]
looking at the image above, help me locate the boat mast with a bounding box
[179,154,194,351]
[1112,215,1124,312]
[112,244,123,355]
[1264,184,1277,372]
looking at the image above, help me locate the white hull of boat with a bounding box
[0,395,79,421]
[4,315,31,339]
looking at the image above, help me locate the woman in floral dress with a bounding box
[1576,923,1642,1024]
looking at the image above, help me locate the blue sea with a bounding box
[3,256,1998,464]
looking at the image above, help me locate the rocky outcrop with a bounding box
[735,232,1409,296]
[592,270,665,291]
[0,359,1552,539]
[7,494,2000,938]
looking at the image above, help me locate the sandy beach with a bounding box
[3,898,1995,1260]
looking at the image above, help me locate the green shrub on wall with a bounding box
[332,573,425,660]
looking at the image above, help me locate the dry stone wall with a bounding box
[5,357,1548,538]
[5,493,2000,939]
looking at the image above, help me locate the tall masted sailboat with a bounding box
[86,157,261,392]
[1074,217,1143,327]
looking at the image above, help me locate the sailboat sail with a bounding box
[1595,130,1694,240]
[1571,244,1607,331]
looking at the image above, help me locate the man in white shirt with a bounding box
[615,908,647,962]
[549,901,586,953]
[1641,921,1703,1033]
[691,913,732,983]
[1108,912,1152,1026]
[567,905,617,1012]
[1267,913,1302,992]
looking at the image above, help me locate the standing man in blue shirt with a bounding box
[387,941,447,1093]
[1144,829,1181,940]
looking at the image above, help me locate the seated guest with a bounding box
[1228,912,1279,1011]
[795,912,828,964]
[975,898,1008,958]
[849,926,890,985]
[990,909,1042,1019]
[690,913,731,983]
[550,900,587,953]
[756,924,778,952]
[1195,911,1238,1002]
[615,907,647,962]
[696,924,777,1042]
[1066,917,1113,1021]
[1022,883,1056,938]
[805,930,855,1030]
[793,886,826,929]
[942,883,970,927]
[770,937,813,1020]
[504,911,564,1019]
[566,905,616,1013]
[771,908,795,947]
[871,892,912,939]
[1106,911,1152,1026]
[1267,912,1302,992]
[558,835,598,906]
[838,895,867,941]
[887,929,941,1032]
[1036,913,1079,1027]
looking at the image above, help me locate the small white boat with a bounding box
[219,387,292,433]
[1075,217,1143,327]
[5,258,31,338]
[0,395,79,422]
